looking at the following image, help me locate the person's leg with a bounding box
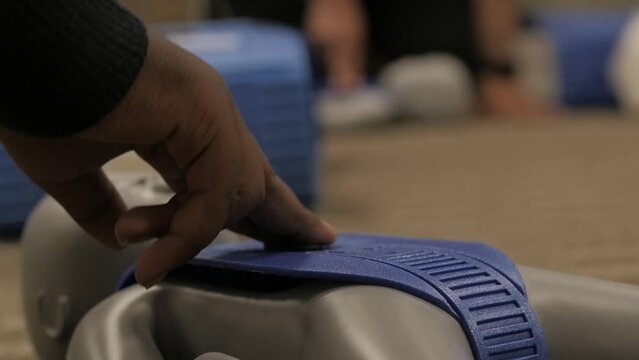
[366,1,548,118]
[362,1,476,120]
[223,0,305,26]
[364,0,478,76]
[218,0,359,88]
[305,0,368,90]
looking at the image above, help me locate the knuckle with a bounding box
[230,180,266,220]
[264,166,280,187]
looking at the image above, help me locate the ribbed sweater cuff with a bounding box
[0,0,148,136]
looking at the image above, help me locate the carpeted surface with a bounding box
[3,114,639,359]
[319,114,639,284]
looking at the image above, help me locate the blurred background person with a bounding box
[215,0,549,126]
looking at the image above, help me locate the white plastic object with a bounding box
[610,11,639,114]
[379,54,474,120]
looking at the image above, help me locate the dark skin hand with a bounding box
[0,34,336,287]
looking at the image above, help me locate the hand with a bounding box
[479,74,553,118]
[305,0,367,91]
[0,34,336,287]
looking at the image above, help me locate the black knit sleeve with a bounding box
[0,0,148,136]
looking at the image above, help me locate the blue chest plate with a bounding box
[121,234,549,360]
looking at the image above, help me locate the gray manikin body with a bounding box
[22,174,639,359]
[21,174,240,360]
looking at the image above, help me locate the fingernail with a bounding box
[320,220,338,239]
[140,272,167,289]
[103,237,126,250]
[116,238,129,249]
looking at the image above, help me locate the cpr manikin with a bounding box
[22,174,639,360]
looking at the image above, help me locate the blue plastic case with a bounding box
[0,145,43,234]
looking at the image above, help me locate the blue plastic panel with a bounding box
[158,20,317,206]
[120,234,549,359]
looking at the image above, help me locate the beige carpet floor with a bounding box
[319,115,639,284]
[3,113,639,359]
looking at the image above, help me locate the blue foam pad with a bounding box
[0,145,43,234]
[120,234,549,359]
[157,20,317,206]
[534,10,632,107]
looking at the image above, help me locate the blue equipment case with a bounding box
[534,10,632,107]
[0,145,43,234]
[159,20,318,206]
